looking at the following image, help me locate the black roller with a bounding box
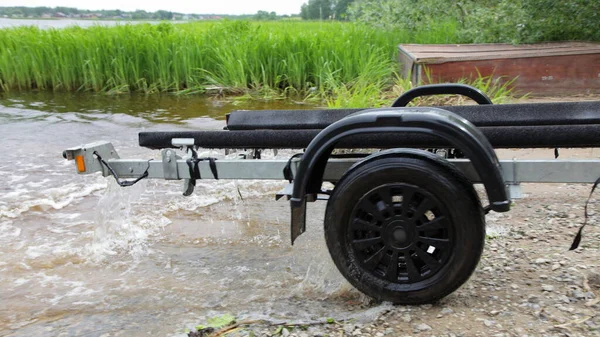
[225,101,600,130]
[139,124,600,150]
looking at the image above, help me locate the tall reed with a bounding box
[0,20,461,96]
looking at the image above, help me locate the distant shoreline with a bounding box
[2,17,192,22]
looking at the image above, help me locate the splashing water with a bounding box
[0,93,391,337]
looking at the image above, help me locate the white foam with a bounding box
[71,301,98,306]
[8,175,28,184]
[2,187,30,200]
[48,212,82,221]
[65,285,98,297]
[24,179,52,188]
[0,221,20,239]
[13,278,30,286]
[0,179,106,218]
[25,244,49,259]
[34,271,62,288]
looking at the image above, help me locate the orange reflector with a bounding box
[75,155,86,173]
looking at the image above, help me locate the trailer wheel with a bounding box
[324,154,485,304]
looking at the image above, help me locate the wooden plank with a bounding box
[422,54,600,95]
[399,42,600,63]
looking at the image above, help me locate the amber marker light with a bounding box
[75,155,86,173]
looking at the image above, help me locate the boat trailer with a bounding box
[63,84,600,304]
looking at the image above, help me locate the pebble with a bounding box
[343,324,354,334]
[556,305,575,313]
[588,271,600,288]
[414,323,432,331]
[541,284,555,292]
[571,290,587,299]
[440,308,454,315]
[559,295,571,303]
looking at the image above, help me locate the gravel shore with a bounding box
[190,180,599,337]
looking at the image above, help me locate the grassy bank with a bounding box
[0,20,463,97]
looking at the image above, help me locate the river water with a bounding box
[0,18,163,29]
[0,92,386,337]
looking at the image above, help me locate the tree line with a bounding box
[300,0,354,20]
[0,6,295,21]
[299,0,600,43]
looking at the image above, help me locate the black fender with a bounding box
[290,107,510,244]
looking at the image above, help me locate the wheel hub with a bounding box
[385,220,414,249]
[392,227,407,242]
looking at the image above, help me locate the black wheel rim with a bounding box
[348,183,453,284]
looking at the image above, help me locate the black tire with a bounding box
[324,152,485,304]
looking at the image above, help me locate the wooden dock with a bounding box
[398,42,600,96]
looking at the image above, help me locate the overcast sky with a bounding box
[1,0,307,15]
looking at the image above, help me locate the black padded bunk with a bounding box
[139,101,600,150]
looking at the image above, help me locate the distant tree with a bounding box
[300,0,333,20]
[333,0,354,20]
[11,8,24,17]
[132,10,149,20]
[300,3,309,20]
[0,6,290,22]
[55,6,75,14]
[300,0,352,20]
[254,10,277,20]
[156,10,173,20]
[33,7,52,16]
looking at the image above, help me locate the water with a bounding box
[0,92,384,337]
[0,18,168,29]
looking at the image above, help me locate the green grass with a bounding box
[0,20,463,97]
[325,71,520,109]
